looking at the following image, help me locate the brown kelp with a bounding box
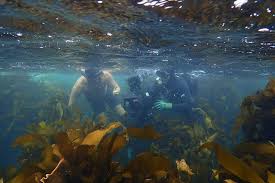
[176,159,194,176]
[199,141,275,183]
[141,78,275,183]
[147,106,229,183]
[4,75,275,183]
[200,142,265,183]
[232,78,275,141]
[124,152,181,183]
[194,79,275,183]
[127,126,161,140]
[234,142,275,156]
[81,122,124,146]
[268,171,275,183]
[6,120,187,183]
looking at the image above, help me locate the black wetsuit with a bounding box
[126,74,196,123]
[151,75,196,114]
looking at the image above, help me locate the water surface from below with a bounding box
[0,1,274,182]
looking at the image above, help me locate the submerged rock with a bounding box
[232,78,275,142]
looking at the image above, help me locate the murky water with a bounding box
[0,1,274,182]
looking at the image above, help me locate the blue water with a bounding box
[0,0,274,180]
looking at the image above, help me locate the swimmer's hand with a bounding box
[113,88,120,95]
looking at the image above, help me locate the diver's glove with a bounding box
[153,100,172,110]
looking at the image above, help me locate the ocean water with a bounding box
[0,1,274,182]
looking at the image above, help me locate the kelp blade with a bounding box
[235,142,275,156]
[199,142,265,183]
[82,122,122,146]
[12,134,45,148]
[268,171,275,183]
[126,152,172,175]
[127,126,161,140]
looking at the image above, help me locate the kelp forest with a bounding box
[0,0,274,183]
[0,73,274,183]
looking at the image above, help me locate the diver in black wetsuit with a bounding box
[125,69,197,123]
[152,69,197,113]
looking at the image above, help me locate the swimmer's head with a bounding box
[82,67,102,79]
[82,54,103,79]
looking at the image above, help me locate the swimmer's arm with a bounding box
[68,76,87,107]
[105,71,121,95]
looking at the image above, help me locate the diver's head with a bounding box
[156,68,175,84]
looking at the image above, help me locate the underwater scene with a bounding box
[0,0,275,183]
